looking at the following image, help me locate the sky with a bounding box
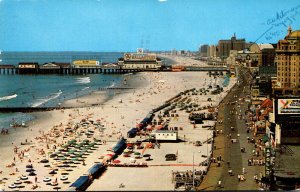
[0,0,300,52]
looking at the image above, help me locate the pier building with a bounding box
[118,53,162,71]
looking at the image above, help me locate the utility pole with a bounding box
[192,152,195,189]
[207,134,208,157]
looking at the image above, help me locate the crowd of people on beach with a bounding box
[0,71,231,191]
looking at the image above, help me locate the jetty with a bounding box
[0,107,72,113]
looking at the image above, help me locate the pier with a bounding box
[0,65,230,75]
[0,107,73,113]
[0,65,142,75]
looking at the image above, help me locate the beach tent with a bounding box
[69,176,90,192]
[112,138,126,154]
[87,163,106,178]
[127,128,137,138]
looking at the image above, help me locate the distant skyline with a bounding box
[0,0,300,52]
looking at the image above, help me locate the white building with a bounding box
[154,130,178,141]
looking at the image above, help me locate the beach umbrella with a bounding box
[130,158,136,163]
[59,157,67,161]
[53,186,61,191]
[62,144,69,148]
[75,154,83,157]
[124,149,130,153]
[112,160,121,164]
[143,154,151,157]
[88,143,95,147]
[50,154,57,158]
[26,168,35,172]
[40,159,49,163]
[49,170,57,175]
[26,165,33,168]
[58,148,65,152]
[68,149,76,153]
[127,143,133,147]
[134,152,141,156]
[70,155,77,158]
[28,172,36,176]
[71,158,78,161]
[63,160,73,164]
[77,143,84,147]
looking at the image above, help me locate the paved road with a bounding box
[199,66,264,190]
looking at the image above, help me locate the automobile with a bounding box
[165,154,177,161]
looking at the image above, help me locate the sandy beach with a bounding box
[0,64,236,191]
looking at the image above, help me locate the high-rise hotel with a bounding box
[273,26,300,95]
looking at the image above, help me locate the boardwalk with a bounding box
[198,66,264,190]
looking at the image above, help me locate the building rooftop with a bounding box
[286,30,300,39]
[257,44,274,50]
[155,130,177,133]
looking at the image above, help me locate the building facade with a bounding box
[199,44,208,57]
[73,60,100,68]
[218,33,246,59]
[273,27,300,95]
[18,62,39,69]
[249,43,275,67]
[154,130,178,141]
[207,45,217,58]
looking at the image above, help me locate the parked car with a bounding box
[165,154,177,161]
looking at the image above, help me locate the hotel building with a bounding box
[273,26,300,95]
[217,33,246,59]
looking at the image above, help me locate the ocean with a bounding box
[0,52,125,129]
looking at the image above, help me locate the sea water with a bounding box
[0,74,124,129]
[0,52,126,129]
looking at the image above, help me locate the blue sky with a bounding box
[0,0,299,51]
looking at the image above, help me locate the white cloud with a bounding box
[158,0,167,2]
